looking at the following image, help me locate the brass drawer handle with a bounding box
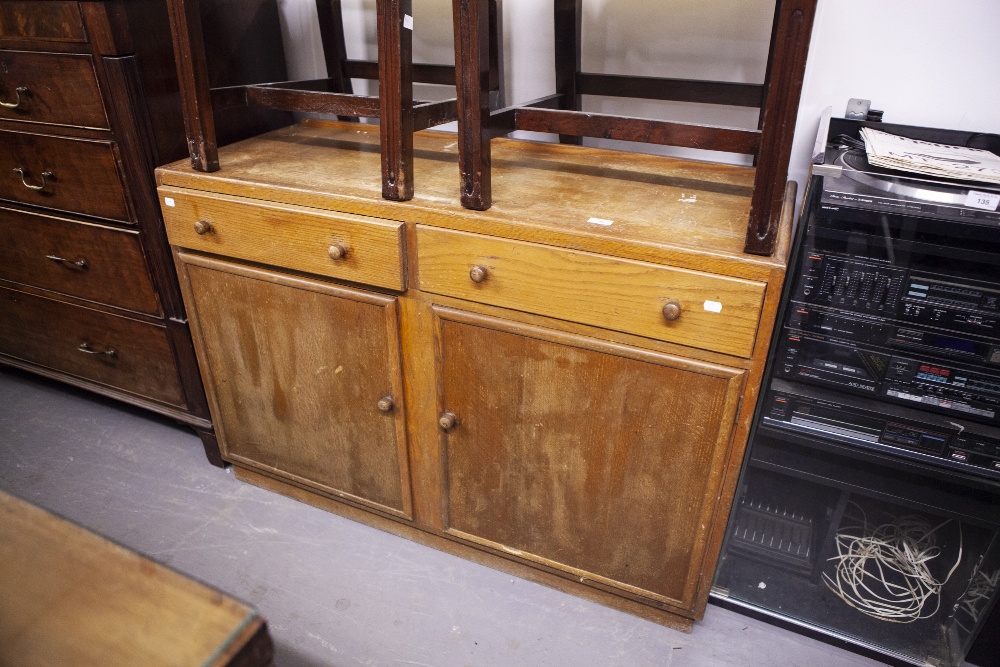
[438,411,459,432]
[661,299,682,322]
[0,86,28,109]
[13,167,53,191]
[78,342,116,358]
[193,220,213,235]
[469,265,488,284]
[377,396,395,413]
[46,255,88,271]
[328,243,350,260]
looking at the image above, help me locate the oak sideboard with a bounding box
[157,119,795,630]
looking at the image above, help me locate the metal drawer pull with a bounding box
[78,342,117,358]
[662,299,682,322]
[377,396,395,413]
[0,86,28,109]
[193,220,213,235]
[13,167,53,191]
[46,255,88,271]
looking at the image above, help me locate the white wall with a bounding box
[275,0,1000,209]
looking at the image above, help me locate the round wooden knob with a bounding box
[193,220,213,235]
[377,396,395,413]
[328,244,350,260]
[661,299,682,322]
[438,412,458,431]
[469,265,489,284]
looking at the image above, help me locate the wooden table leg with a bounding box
[377,0,415,201]
[164,0,219,172]
[453,0,493,210]
[554,0,582,146]
[744,0,816,256]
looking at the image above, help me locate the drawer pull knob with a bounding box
[377,396,395,413]
[328,243,350,260]
[45,255,88,271]
[438,411,459,432]
[0,86,28,109]
[13,167,52,192]
[469,265,489,284]
[193,220,213,235]
[78,342,116,358]
[661,299,682,322]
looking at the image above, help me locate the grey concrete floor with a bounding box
[0,367,892,667]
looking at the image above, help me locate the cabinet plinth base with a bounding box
[233,465,696,633]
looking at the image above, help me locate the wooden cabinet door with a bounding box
[178,253,411,518]
[434,308,746,611]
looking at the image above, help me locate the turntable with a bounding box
[814,128,1000,225]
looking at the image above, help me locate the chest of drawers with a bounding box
[157,120,795,629]
[0,0,286,464]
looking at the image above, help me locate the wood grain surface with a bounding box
[0,285,186,407]
[417,226,765,357]
[0,129,129,221]
[0,490,272,667]
[434,309,745,608]
[0,49,107,128]
[0,205,161,315]
[159,185,406,291]
[0,1,85,42]
[178,253,412,517]
[156,120,785,279]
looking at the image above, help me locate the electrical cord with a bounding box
[822,502,963,623]
[955,568,1000,634]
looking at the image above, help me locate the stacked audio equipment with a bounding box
[713,118,1000,667]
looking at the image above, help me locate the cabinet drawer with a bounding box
[160,187,405,291]
[0,130,130,222]
[0,2,86,42]
[0,206,161,315]
[417,226,765,358]
[0,50,108,129]
[0,286,185,407]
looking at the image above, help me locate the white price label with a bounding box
[965,190,1000,211]
[703,300,723,313]
[403,14,413,30]
[587,217,614,226]
[164,197,175,207]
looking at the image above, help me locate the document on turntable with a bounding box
[860,127,1000,185]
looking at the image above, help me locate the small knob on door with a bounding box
[193,220,213,235]
[377,396,395,413]
[469,265,488,284]
[661,299,682,322]
[328,244,350,260]
[438,412,458,431]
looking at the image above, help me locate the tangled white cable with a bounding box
[822,503,963,623]
[956,568,1000,634]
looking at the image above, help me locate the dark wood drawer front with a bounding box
[0,2,85,42]
[0,207,161,315]
[0,130,129,221]
[0,51,108,128]
[0,286,186,407]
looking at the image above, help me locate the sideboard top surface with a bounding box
[156,120,791,275]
